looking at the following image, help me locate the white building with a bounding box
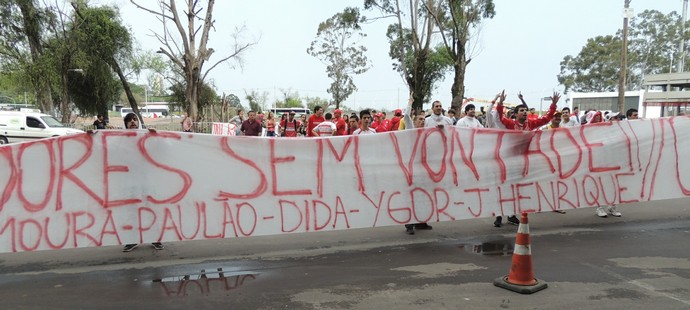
[643,72,690,117]
[567,90,654,118]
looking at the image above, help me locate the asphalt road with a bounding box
[1,198,689,309]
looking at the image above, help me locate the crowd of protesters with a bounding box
[215,92,646,232]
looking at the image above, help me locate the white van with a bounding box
[0,111,84,145]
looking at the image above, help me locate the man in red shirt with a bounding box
[492,91,559,227]
[280,110,299,137]
[377,111,391,133]
[333,109,347,136]
[389,109,402,131]
[496,92,559,131]
[306,105,325,137]
[370,113,381,131]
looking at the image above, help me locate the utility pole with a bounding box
[618,0,632,113]
[679,0,688,73]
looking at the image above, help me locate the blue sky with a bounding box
[109,0,683,111]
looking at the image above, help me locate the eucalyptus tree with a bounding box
[0,0,54,113]
[365,0,452,111]
[424,0,495,111]
[559,9,687,92]
[308,7,370,109]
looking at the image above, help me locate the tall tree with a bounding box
[0,0,54,113]
[425,0,495,111]
[130,0,257,121]
[628,9,684,83]
[558,35,625,93]
[307,7,370,109]
[244,89,269,112]
[365,0,452,111]
[71,2,142,122]
[558,9,686,92]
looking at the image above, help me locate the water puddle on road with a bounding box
[457,240,514,256]
[151,268,259,297]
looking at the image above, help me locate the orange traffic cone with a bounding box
[494,212,548,294]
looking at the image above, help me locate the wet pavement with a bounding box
[1,198,689,309]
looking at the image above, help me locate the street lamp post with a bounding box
[539,97,551,116]
[618,0,632,113]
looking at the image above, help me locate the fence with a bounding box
[68,122,228,134]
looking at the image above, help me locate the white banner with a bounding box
[1,116,689,253]
[211,123,237,136]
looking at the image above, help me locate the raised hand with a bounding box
[551,91,561,104]
[498,90,506,105]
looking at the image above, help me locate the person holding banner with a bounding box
[401,94,433,234]
[492,91,560,226]
[118,113,165,252]
[583,110,623,218]
[487,92,520,227]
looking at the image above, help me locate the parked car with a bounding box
[0,111,84,144]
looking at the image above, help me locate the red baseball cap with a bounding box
[334,109,342,115]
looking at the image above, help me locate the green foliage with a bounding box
[245,89,269,112]
[278,97,305,109]
[303,96,329,111]
[272,88,305,109]
[73,3,133,65]
[307,7,370,108]
[387,24,453,108]
[168,80,217,114]
[226,93,242,109]
[67,60,121,115]
[62,3,134,115]
[628,9,686,78]
[559,9,687,92]
[433,0,495,109]
[558,35,624,92]
[0,0,56,113]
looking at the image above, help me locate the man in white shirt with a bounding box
[561,107,580,128]
[455,103,483,128]
[312,112,337,137]
[352,109,377,135]
[424,100,454,128]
